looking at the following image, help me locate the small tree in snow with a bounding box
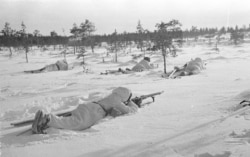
[80,19,96,53]
[50,30,58,50]
[76,47,88,72]
[154,20,182,74]
[136,20,145,52]
[76,47,87,65]
[110,29,122,62]
[2,22,14,57]
[33,29,41,48]
[70,23,81,54]
[230,30,244,45]
[20,21,30,63]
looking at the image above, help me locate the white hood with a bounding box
[97,87,132,112]
[112,87,131,102]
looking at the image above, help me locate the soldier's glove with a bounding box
[109,108,123,117]
[132,97,142,108]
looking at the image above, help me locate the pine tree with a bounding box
[70,23,81,54]
[109,29,120,62]
[76,47,87,65]
[136,20,145,52]
[80,19,96,53]
[33,30,40,47]
[20,21,29,63]
[2,22,13,57]
[154,20,182,74]
[230,31,244,45]
[50,30,58,50]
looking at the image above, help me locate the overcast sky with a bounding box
[1,0,250,36]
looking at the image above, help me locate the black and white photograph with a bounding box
[1,0,250,156]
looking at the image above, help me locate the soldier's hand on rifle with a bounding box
[132,97,142,108]
[109,107,123,117]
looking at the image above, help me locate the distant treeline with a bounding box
[1,21,250,48]
[0,35,68,48]
[1,20,249,71]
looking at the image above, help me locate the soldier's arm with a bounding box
[114,101,138,115]
[126,100,139,113]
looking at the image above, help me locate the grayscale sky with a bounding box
[0,0,249,35]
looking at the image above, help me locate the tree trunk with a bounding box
[74,42,76,55]
[115,43,118,62]
[162,45,167,74]
[91,45,94,53]
[63,51,66,60]
[9,47,12,58]
[115,51,118,62]
[25,47,29,63]
[163,54,166,74]
[234,39,237,45]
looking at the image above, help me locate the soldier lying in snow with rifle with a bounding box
[101,57,156,75]
[26,87,164,134]
[163,57,206,79]
[24,59,69,73]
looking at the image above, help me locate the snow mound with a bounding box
[235,89,250,100]
[0,96,80,122]
[207,56,228,61]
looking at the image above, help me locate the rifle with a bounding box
[11,91,164,127]
[10,109,73,127]
[131,91,164,107]
[240,100,250,107]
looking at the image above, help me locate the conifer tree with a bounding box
[155,20,182,74]
[136,20,145,52]
[20,21,29,63]
[2,22,13,57]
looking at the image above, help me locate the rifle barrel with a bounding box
[140,91,164,100]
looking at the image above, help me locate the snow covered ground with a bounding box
[1,42,250,157]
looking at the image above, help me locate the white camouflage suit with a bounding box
[131,59,153,72]
[48,87,138,130]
